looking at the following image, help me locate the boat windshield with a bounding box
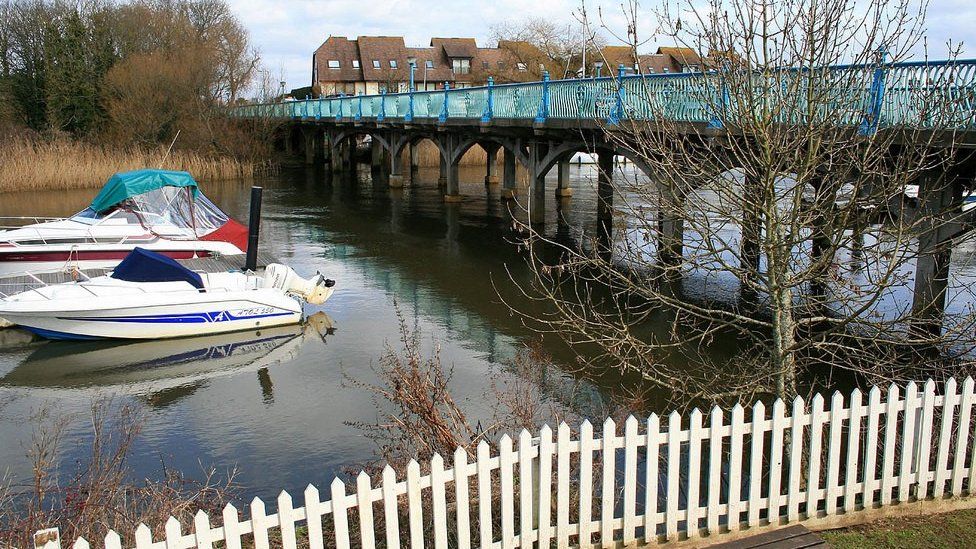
[70,207,104,225]
[121,186,228,238]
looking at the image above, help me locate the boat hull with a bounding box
[0,245,240,276]
[0,293,302,340]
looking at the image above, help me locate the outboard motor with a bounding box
[264,264,336,305]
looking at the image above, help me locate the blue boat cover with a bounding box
[111,248,204,289]
[90,169,198,213]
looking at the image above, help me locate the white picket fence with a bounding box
[36,377,976,549]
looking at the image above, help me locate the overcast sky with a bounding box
[226,0,974,93]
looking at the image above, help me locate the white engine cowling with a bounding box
[264,264,336,305]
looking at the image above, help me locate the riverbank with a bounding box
[0,137,264,192]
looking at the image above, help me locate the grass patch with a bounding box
[821,508,976,548]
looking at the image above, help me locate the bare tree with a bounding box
[512,0,976,405]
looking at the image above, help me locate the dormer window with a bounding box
[425,60,434,69]
[352,60,360,69]
[327,60,340,69]
[389,60,398,69]
[516,62,527,71]
[372,60,381,69]
[451,58,470,75]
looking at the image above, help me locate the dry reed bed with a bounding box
[0,139,255,192]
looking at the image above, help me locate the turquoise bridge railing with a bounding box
[232,59,976,132]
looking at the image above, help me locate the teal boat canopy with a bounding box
[89,169,199,213]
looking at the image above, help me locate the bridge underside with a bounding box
[268,117,976,337]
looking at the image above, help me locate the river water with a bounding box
[2,163,976,501]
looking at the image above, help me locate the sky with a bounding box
[225,0,975,93]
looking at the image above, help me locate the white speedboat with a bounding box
[0,248,335,340]
[0,169,248,275]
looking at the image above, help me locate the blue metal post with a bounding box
[607,64,626,125]
[535,71,550,123]
[356,95,363,121]
[406,61,416,122]
[439,82,450,123]
[708,75,729,129]
[481,77,494,123]
[336,93,344,120]
[859,47,888,136]
[378,91,386,121]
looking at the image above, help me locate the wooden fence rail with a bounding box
[35,377,976,548]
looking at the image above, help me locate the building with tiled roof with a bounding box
[312,35,556,96]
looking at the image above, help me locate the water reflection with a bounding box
[1,313,335,405]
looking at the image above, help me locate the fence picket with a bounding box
[104,531,122,549]
[381,468,400,549]
[952,378,975,494]
[454,448,472,549]
[356,473,377,549]
[518,430,535,549]
[406,460,424,549]
[881,384,900,505]
[556,423,571,548]
[221,504,243,549]
[600,418,617,546]
[134,524,153,549]
[430,454,449,549]
[331,479,351,549]
[728,405,745,531]
[73,539,91,549]
[843,389,863,513]
[477,441,493,548]
[934,378,958,498]
[499,434,516,549]
[825,392,845,515]
[899,382,920,502]
[193,510,214,549]
[706,407,723,535]
[579,420,595,546]
[768,400,786,524]
[277,491,298,549]
[787,396,805,522]
[644,414,661,543]
[805,394,826,519]
[863,387,882,507]
[538,425,555,548]
[916,380,937,497]
[251,497,273,549]
[686,409,703,538]
[164,516,182,549]
[747,402,765,527]
[622,417,639,545]
[665,412,681,540]
[304,484,324,549]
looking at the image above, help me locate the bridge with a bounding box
[232,59,976,332]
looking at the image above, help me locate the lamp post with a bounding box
[407,56,417,93]
[594,61,603,78]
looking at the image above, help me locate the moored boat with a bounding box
[0,169,248,275]
[0,248,335,340]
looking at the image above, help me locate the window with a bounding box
[389,60,398,69]
[352,60,360,69]
[327,60,340,69]
[372,60,381,69]
[425,60,434,69]
[516,62,527,72]
[452,58,470,75]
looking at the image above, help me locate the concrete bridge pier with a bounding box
[370,139,386,171]
[529,146,548,225]
[438,154,448,188]
[555,160,573,198]
[389,148,405,187]
[409,143,420,175]
[484,144,501,186]
[300,127,324,166]
[658,183,684,270]
[911,169,962,336]
[501,148,518,200]
[328,137,342,173]
[596,150,614,257]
